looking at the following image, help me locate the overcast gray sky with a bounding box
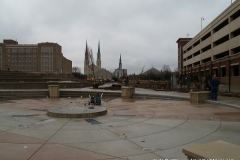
[0,0,235,74]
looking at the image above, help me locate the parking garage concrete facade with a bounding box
[177,1,240,85]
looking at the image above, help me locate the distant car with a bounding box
[111,80,115,82]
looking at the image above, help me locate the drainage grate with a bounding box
[112,114,136,117]
[84,119,102,125]
[13,114,39,117]
[30,109,47,111]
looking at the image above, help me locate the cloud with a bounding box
[0,0,234,74]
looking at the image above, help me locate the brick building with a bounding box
[0,39,72,74]
[177,1,240,85]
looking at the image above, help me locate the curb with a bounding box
[204,100,240,110]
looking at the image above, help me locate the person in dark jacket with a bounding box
[210,75,219,100]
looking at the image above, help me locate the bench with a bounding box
[182,140,240,159]
[190,91,210,104]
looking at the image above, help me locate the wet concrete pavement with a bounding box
[0,93,240,159]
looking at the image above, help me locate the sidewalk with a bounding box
[63,83,240,110]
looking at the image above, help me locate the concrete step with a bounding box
[0,75,43,79]
[0,78,61,82]
[0,90,121,100]
[60,91,121,98]
[0,91,49,100]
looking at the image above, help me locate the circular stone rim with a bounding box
[47,106,107,118]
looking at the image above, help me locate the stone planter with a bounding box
[121,86,135,99]
[48,85,60,98]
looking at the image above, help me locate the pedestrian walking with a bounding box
[210,75,219,100]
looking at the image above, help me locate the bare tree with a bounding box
[87,47,96,84]
[72,66,81,73]
[162,65,172,80]
[162,65,171,72]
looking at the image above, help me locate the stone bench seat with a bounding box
[182,140,240,159]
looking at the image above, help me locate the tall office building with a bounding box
[0,39,72,74]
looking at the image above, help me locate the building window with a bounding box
[220,67,226,77]
[19,49,24,53]
[231,65,239,76]
[213,19,228,33]
[12,49,17,53]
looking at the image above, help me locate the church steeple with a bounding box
[119,54,122,69]
[97,40,100,60]
[96,40,101,69]
[84,40,90,75]
[85,41,88,60]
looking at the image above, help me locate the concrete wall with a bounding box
[0,82,91,89]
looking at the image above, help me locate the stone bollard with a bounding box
[48,85,60,98]
[121,86,135,99]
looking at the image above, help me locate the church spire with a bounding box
[96,40,101,69]
[119,54,122,69]
[85,40,88,60]
[97,40,100,54]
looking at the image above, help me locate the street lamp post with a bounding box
[201,17,204,30]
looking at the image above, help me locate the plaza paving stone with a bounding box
[0,89,240,159]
